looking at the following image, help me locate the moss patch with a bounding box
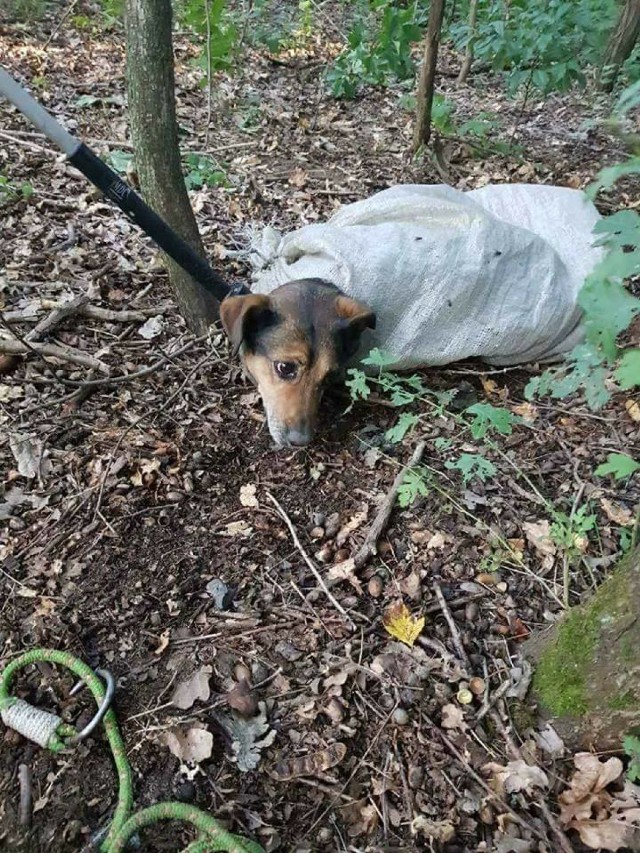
[532,561,634,717]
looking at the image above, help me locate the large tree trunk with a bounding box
[528,546,640,750]
[412,0,446,153]
[457,0,479,85]
[124,0,218,333]
[599,0,640,93]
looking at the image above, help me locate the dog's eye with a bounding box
[274,361,298,380]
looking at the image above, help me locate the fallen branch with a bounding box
[0,295,91,374]
[18,763,32,827]
[353,440,426,569]
[0,339,110,373]
[2,300,173,324]
[267,491,355,630]
[28,295,90,340]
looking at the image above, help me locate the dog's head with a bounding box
[220,279,375,447]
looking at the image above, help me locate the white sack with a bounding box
[249,184,603,369]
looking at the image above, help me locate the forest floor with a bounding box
[1,3,640,852]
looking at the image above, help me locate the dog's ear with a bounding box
[220,294,275,356]
[334,295,376,359]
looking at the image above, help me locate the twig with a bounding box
[18,763,32,827]
[0,339,110,373]
[44,0,79,46]
[3,301,172,325]
[434,583,473,674]
[475,676,511,723]
[64,338,201,388]
[490,704,574,853]
[267,492,355,630]
[27,295,90,341]
[353,441,426,569]
[430,717,548,843]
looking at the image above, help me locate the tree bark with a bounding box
[527,546,640,750]
[412,0,446,153]
[457,0,479,85]
[599,0,640,93]
[124,0,218,333]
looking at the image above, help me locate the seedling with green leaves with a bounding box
[183,154,229,190]
[0,175,34,202]
[624,734,640,783]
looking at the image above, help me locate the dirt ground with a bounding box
[1,4,640,852]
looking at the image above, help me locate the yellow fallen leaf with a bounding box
[383,601,425,647]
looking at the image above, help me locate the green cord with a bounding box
[0,649,264,853]
[108,803,264,853]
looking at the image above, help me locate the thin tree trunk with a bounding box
[124,0,218,333]
[457,0,479,85]
[599,0,640,93]
[412,0,446,153]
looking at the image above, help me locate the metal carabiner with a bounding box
[67,668,115,744]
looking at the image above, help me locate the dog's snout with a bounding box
[285,425,312,447]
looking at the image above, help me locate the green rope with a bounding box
[108,803,264,853]
[0,649,264,853]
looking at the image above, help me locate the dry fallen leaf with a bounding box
[411,816,456,842]
[153,629,170,655]
[239,483,259,508]
[335,508,368,547]
[272,742,347,781]
[327,557,363,594]
[138,315,164,339]
[162,725,213,764]
[600,497,633,527]
[171,665,212,710]
[9,433,50,480]
[512,402,538,424]
[227,677,257,717]
[523,519,556,571]
[483,759,549,796]
[441,702,467,731]
[383,601,425,647]
[224,520,253,537]
[625,399,640,422]
[560,770,640,851]
[227,701,276,772]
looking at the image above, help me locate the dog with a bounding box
[220,278,375,448]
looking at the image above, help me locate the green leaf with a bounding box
[579,276,639,360]
[20,182,34,198]
[623,734,640,783]
[106,149,133,174]
[465,403,516,439]
[385,412,420,444]
[445,453,496,485]
[361,348,396,369]
[345,368,371,401]
[595,453,640,480]
[615,349,640,390]
[434,437,452,450]
[592,210,640,251]
[397,468,430,508]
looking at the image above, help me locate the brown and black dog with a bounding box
[220,279,375,448]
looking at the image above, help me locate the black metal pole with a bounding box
[0,66,247,301]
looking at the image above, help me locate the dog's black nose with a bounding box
[286,427,312,447]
